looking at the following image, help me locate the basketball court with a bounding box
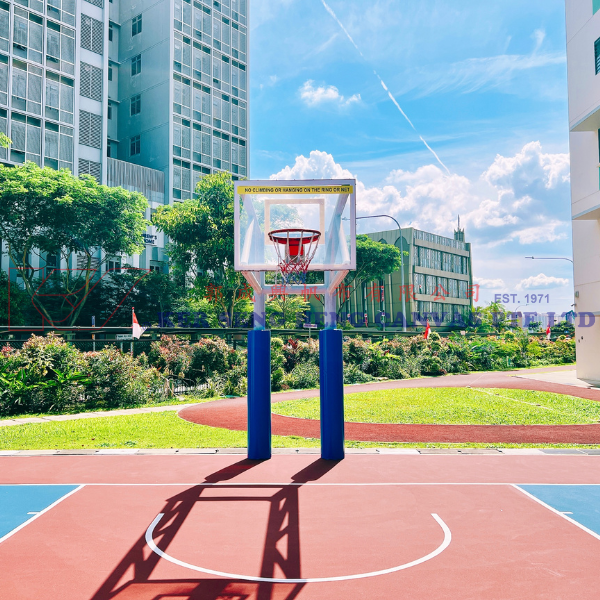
[1,452,600,599]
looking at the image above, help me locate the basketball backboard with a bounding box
[234,179,356,274]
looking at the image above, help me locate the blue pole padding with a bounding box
[247,329,272,460]
[319,328,345,460]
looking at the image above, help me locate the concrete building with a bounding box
[565,1,600,384]
[0,0,249,277]
[336,226,474,329]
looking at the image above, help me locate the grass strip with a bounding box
[272,388,600,425]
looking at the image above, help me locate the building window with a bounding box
[131,54,141,76]
[596,37,600,75]
[107,104,112,119]
[108,23,113,42]
[130,134,140,156]
[132,14,142,36]
[108,66,113,81]
[130,94,141,115]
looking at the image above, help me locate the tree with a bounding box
[335,235,403,315]
[0,270,28,326]
[266,294,310,329]
[152,172,253,328]
[0,163,148,326]
[469,302,512,333]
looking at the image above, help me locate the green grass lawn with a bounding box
[0,411,320,450]
[272,388,600,425]
[1,410,598,451]
[0,394,214,422]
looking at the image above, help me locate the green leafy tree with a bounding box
[0,271,28,326]
[266,294,310,329]
[0,162,148,326]
[153,172,253,327]
[469,302,512,333]
[335,234,403,315]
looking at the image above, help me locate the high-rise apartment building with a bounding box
[565,0,600,384]
[0,0,249,276]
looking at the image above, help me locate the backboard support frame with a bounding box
[234,179,356,306]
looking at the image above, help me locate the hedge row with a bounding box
[0,330,575,416]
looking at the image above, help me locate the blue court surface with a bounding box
[0,484,79,540]
[519,485,600,536]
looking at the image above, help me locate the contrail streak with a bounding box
[320,0,451,174]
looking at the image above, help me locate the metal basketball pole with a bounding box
[247,288,272,460]
[319,280,345,460]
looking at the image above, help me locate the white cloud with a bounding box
[473,277,505,289]
[269,144,572,311]
[299,80,361,107]
[271,149,354,180]
[270,143,570,249]
[516,273,569,291]
[397,44,565,99]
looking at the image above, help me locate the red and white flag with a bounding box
[546,325,551,341]
[132,308,147,339]
[424,320,431,340]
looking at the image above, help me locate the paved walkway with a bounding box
[0,404,192,428]
[179,366,600,444]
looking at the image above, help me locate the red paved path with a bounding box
[179,366,600,444]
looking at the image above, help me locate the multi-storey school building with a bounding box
[314,225,474,330]
[565,0,600,383]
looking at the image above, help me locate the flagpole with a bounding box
[131,307,134,356]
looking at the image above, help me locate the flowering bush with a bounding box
[0,334,168,416]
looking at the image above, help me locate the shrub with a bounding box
[189,337,233,382]
[84,347,166,408]
[285,363,320,390]
[343,364,376,384]
[420,355,446,376]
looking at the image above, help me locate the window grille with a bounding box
[81,14,104,55]
[80,62,103,102]
[79,110,102,148]
[84,0,103,7]
[595,37,600,75]
[78,158,101,181]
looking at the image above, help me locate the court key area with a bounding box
[1,453,600,599]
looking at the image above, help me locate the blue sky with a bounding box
[249,0,573,314]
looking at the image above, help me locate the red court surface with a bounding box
[1,454,600,599]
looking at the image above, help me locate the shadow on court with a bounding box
[89,459,340,600]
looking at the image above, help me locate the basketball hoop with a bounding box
[268,228,321,285]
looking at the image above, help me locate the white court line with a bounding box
[145,512,451,583]
[512,485,600,542]
[0,485,85,545]
[3,482,600,486]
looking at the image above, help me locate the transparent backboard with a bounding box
[234,179,356,272]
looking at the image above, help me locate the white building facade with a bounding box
[0,0,249,278]
[566,0,600,384]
